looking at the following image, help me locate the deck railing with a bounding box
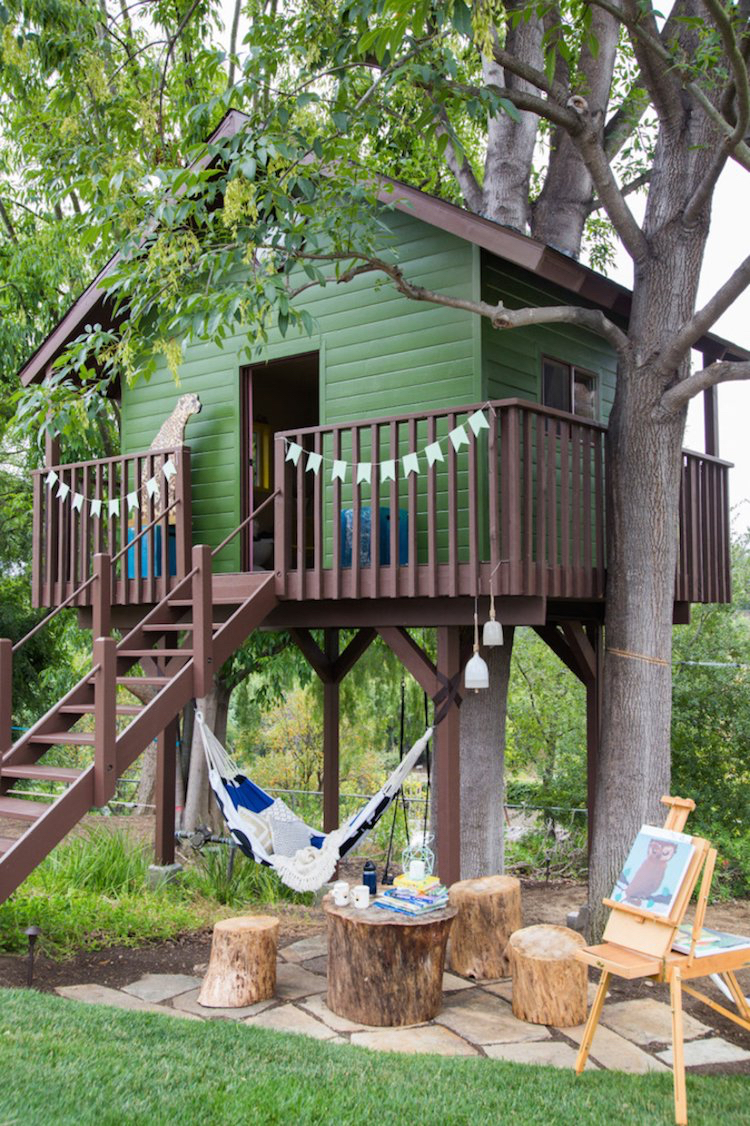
[31,445,193,608]
[274,398,731,606]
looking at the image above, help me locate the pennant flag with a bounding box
[425,441,444,467]
[108,499,120,518]
[126,491,139,512]
[72,492,84,513]
[306,451,322,475]
[380,459,396,483]
[146,476,160,500]
[449,424,469,451]
[331,460,347,482]
[90,498,103,518]
[285,442,303,466]
[356,462,372,486]
[162,458,177,481]
[402,452,420,478]
[45,470,58,489]
[468,409,490,436]
[57,482,70,502]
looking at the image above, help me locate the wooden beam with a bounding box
[436,627,461,886]
[331,628,377,684]
[561,622,596,686]
[289,628,332,682]
[377,628,441,698]
[533,625,581,680]
[323,629,340,834]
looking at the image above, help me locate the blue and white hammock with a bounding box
[195,710,433,892]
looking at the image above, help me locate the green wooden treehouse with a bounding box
[0,111,742,902]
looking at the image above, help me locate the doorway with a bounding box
[241,352,320,570]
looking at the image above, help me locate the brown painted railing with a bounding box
[274,398,731,605]
[31,445,193,608]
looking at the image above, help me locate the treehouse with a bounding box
[0,110,744,904]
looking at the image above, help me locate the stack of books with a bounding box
[373,872,449,916]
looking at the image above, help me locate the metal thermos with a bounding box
[362,860,377,896]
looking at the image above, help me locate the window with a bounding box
[542,358,598,420]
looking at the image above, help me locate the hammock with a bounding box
[195,710,433,892]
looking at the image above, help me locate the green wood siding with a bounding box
[480,253,618,420]
[121,209,479,571]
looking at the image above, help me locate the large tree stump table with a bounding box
[507,924,587,1027]
[448,874,522,979]
[324,895,456,1026]
[198,915,279,1008]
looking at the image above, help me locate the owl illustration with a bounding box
[624,838,677,904]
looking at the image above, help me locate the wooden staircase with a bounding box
[0,546,277,905]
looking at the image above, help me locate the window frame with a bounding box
[541,355,599,422]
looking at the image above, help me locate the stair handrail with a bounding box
[13,497,180,655]
[210,489,279,561]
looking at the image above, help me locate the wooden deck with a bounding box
[31,399,732,613]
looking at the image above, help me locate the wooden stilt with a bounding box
[670,968,688,1126]
[323,628,340,834]
[575,969,610,1074]
[155,717,177,865]
[436,626,461,885]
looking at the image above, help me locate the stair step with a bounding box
[60,705,143,716]
[0,837,18,854]
[142,623,224,632]
[29,733,96,746]
[118,649,193,658]
[115,676,171,687]
[2,765,82,783]
[168,597,240,606]
[0,797,47,821]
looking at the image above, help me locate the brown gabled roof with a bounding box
[18,110,749,386]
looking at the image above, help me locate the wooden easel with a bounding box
[574,796,750,1126]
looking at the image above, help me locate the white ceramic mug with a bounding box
[409,859,426,881]
[351,884,370,909]
[333,880,350,906]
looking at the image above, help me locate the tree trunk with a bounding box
[183,678,231,834]
[458,627,514,879]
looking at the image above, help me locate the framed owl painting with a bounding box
[611,826,696,918]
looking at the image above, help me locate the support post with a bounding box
[93,636,117,807]
[436,626,461,886]
[585,623,603,860]
[155,717,178,865]
[92,553,111,640]
[0,638,12,774]
[323,628,340,834]
[174,446,193,578]
[192,544,213,699]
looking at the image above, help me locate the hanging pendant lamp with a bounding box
[465,598,489,692]
[483,563,504,647]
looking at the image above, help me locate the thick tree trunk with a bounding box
[183,678,231,834]
[458,627,514,879]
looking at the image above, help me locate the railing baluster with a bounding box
[370,423,380,599]
[467,412,479,597]
[0,638,11,769]
[427,415,438,599]
[447,412,458,598]
[523,409,534,596]
[388,421,398,597]
[535,412,546,597]
[501,407,522,595]
[93,636,117,807]
[332,429,342,600]
[274,436,288,596]
[407,416,417,598]
[560,419,570,595]
[296,430,306,600]
[571,422,581,598]
[32,472,43,608]
[594,431,604,597]
[313,431,323,599]
[56,466,67,604]
[175,446,192,581]
[545,415,557,595]
[351,425,361,600]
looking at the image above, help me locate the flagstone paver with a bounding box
[436,990,551,1045]
[443,971,474,992]
[484,1040,598,1069]
[245,1003,337,1041]
[657,1038,750,1067]
[171,988,276,1020]
[275,962,327,1000]
[600,998,712,1045]
[122,974,203,1003]
[280,935,328,963]
[351,1024,479,1056]
[483,979,513,1002]
[562,1023,669,1073]
[298,993,381,1033]
[56,984,200,1020]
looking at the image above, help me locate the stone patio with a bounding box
[55,935,750,1072]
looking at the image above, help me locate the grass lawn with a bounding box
[2,990,748,1126]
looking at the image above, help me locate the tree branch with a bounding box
[435,110,483,212]
[658,359,750,417]
[0,197,18,242]
[585,171,651,216]
[655,252,750,378]
[157,0,203,145]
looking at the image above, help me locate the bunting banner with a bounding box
[277,406,493,486]
[44,454,180,519]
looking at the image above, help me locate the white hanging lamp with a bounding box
[483,562,504,647]
[465,599,489,692]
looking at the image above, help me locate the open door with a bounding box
[241,352,319,571]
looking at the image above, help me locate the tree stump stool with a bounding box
[507,924,587,1027]
[448,874,522,979]
[198,915,279,1008]
[324,895,456,1026]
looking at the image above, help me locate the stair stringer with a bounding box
[0,574,278,905]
